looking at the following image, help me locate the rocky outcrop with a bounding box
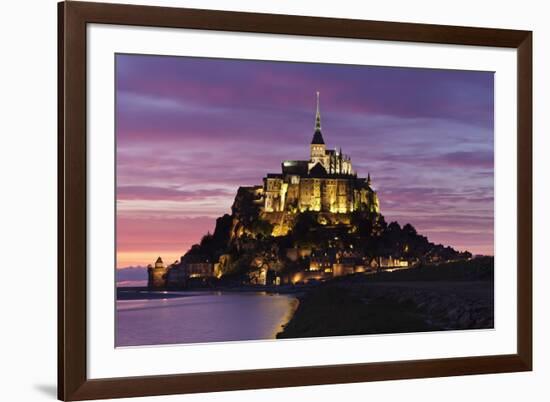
[177,183,472,283]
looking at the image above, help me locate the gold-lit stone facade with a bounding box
[147,256,167,289]
[261,92,380,224]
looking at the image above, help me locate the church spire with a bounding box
[315,91,321,131]
[311,91,325,145]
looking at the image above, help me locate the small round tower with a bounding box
[147,256,167,289]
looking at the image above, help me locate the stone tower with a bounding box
[147,256,167,289]
[310,91,327,168]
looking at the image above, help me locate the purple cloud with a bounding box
[115,54,495,266]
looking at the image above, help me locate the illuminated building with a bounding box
[147,256,168,289]
[261,92,380,219]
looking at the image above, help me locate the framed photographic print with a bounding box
[58,1,532,400]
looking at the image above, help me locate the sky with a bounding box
[116,54,494,269]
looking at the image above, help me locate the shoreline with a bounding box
[277,279,494,339]
[118,258,494,339]
[116,284,309,300]
[277,258,495,338]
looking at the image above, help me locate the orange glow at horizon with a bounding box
[117,250,183,269]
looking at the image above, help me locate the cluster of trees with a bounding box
[285,210,470,261]
[361,217,471,261]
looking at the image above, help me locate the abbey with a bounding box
[262,92,380,216]
[147,93,387,289]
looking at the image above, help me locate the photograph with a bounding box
[115,54,495,347]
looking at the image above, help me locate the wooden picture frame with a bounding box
[58,1,532,400]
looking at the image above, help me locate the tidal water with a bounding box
[116,291,297,347]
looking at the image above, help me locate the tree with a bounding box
[402,223,417,236]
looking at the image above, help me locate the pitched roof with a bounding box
[309,162,328,177]
[311,130,325,145]
[282,160,309,176]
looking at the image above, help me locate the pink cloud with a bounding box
[115,54,495,263]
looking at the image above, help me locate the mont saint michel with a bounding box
[116,54,494,347]
[145,92,473,292]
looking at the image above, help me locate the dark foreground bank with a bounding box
[277,258,494,339]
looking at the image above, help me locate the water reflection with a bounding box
[116,292,297,347]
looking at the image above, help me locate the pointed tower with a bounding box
[314,91,322,132]
[367,172,372,186]
[310,91,327,168]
